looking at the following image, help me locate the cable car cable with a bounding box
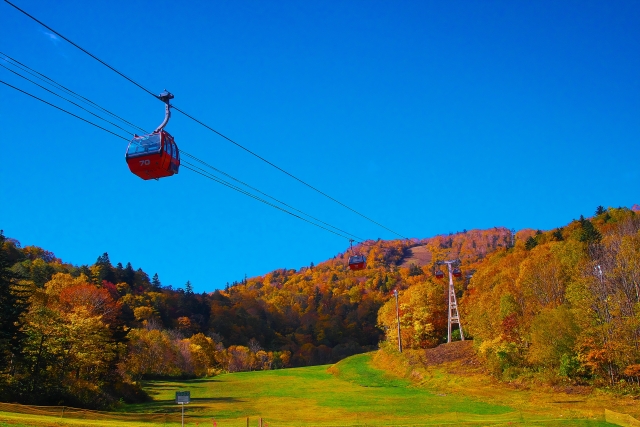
[0,78,365,242]
[169,104,409,240]
[0,79,129,141]
[1,52,365,241]
[2,0,158,99]
[4,0,409,240]
[181,160,358,241]
[0,63,135,135]
[180,152,365,241]
[0,51,146,134]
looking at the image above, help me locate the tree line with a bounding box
[0,221,559,408]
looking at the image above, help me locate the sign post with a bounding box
[176,391,191,427]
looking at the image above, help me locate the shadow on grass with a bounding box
[142,378,223,386]
[124,397,243,414]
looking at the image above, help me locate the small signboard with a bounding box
[175,391,190,404]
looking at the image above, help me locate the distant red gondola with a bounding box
[126,90,180,180]
[348,255,366,271]
[452,267,462,278]
[347,239,366,271]
[435,269,444,279]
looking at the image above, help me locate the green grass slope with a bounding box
[131,353,510,425]
[0,351,616,426]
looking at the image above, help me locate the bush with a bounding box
[559,353,581,378]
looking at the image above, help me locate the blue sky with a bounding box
[1,0,638,292]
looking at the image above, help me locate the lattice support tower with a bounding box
[444,260,465,343]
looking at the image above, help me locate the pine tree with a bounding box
[408,263,423,276]
[94,252,115,284]
[313,286,322,306]
[185,280,194,295]
[134,268,151,291]
[525,236,538,250]
[96,252,111,266]
[552,228,564,241]
[76,265,93,280]
[595,205,606,216]
[0,231,27,374]
[123,262,135,286]
[115,262,125,283]
[579,218,602,243]
[151,273,161,290]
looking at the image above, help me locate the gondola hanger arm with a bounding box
[154,90,174,132]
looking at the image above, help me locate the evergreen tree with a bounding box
[134,268,151,291]
[114,262,125,283]
[123,262,136,286]
[408,263,423,276]
[313,286,322,306]
[579,218,602,243]
[95,252,116,284]
[76,265,93,280]
[151,273,161,290]
[595,205,607,216]
[525,236,538,250]
[96,252,111,266]
[0,231,27,375]
[552,228,564,241]
[185,280,194,295]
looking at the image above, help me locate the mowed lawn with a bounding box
[134,353,510,423]
[0,352,616,426]
[123,353,604,426]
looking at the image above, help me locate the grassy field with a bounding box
[0,349,632,426]
[125,353,513,425]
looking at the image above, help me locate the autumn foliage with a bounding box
[462,208,640,386]
[1,206,639,408]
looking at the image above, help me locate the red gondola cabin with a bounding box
[452,267,462,278]
[435,270,444,279]
[126,130,180,180]
[348,255,366,271]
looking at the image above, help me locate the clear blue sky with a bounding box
[1,0,638,292]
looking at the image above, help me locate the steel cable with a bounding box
[0,77,366,242]
[3,0,408,240]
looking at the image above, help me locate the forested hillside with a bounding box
[1,206,638,409]
[379,206,640,389]
[0,226,510,407]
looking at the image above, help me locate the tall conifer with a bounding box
[0,231,27,374]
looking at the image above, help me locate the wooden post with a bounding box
[260,417,263,427]
[246,417,249,427]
